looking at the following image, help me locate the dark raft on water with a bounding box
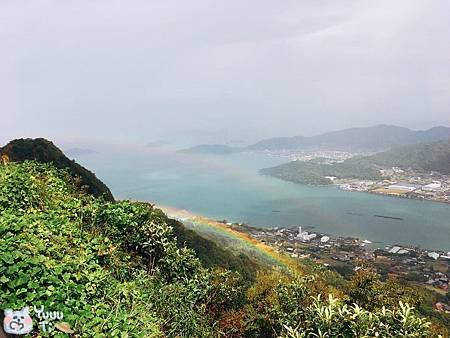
[374,214,404,221]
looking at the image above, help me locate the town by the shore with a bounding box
[335,166,450,204]
[229,221,449,299]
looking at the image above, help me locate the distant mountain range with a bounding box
[180,125,450,154]
[65,147,97,156]
[0,138,114,201]
[260,139,450,185]
[178,144,239,154]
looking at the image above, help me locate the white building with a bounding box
[389,246,401,254]
[387,183,418,192]
[297,227,317,241]
[320,236,330,243]
[422,182,441,191]
[428,252,440,260]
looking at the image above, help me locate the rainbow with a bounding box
[158,204,301,273]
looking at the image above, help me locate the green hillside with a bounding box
[0,160,443,336]
[261,160,381,185]
[261,140,450,185]
[0,138,114,201]
[364,140,450,174]
[169,218,259,282]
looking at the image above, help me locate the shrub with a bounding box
[281,296,431,338]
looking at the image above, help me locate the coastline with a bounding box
[261,170,450,205]
[267,177,450,205]
[155,203,450,296]
[154,202,450,252]
[156,204,301,272]
[336,184,450,205]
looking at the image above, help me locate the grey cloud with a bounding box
[1,0,449,146]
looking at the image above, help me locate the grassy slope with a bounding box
[0,138,114,201]
[0,162,163,336]
[169,218,259,281]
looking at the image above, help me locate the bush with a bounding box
[281,296,431,337]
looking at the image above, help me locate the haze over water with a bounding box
[75,147,450,251]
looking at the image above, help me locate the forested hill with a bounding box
[361,139,450,174]
[261,140,450,185]
[0,138,114,201]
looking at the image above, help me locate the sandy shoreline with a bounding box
[155,203,301,271]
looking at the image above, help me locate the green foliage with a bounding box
[244,272,314,337]
[170,218,259,282]
[0,138,114,201]
[347,269,421,311]
[260,158,381,185]
[260,162,335,185]
[281,296,431,338]
[0,162,161,336]
[243,271,435,337]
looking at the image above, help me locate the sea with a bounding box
[74,145,450,251]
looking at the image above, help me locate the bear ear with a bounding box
[4,309,13,316]
[21,307,29,315]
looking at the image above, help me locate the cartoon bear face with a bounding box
[3,307,33,335]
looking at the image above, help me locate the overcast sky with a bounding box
[1,0,450,146]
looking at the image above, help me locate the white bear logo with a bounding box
[3,307,33,335]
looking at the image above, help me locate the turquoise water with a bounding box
[75,146,450,251]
